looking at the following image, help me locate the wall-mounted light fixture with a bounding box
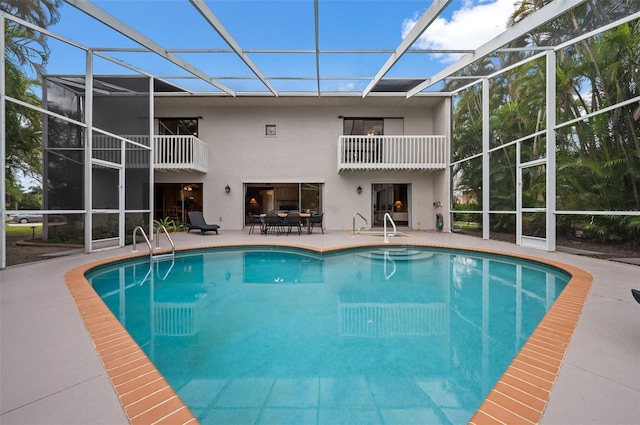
[225,185,231,194]
[357,186,362,195]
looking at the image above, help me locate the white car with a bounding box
[8,213,66,224]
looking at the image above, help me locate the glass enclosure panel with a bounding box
[521,165,546,209]
[92,213,119,240]
[452,156,482,210]
[4,100,45,211]
[489,57,546,150]
[91,55,151,139]
[125,144,150,211]
[522,212,545,238]
[489,212,515,241]
[556,114,640,213]
[452,84,483,163]
[520,136,546,163]
[92,133,122,164]
[125,212,150,244]
[44,148,84,210]
[42,213,84,244]
[489,146,516,211]
[4,213,85,267]
[452,211,481,235]
[44,78,82,121]
[92,165,119,210]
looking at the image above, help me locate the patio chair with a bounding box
[309,212,324,234]
[282,212,302,236]
[263,213,283,236]
[187,211,220,235]
[248,212,263,234]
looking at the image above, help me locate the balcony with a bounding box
[337,135,447,172]
[154,135,208,173]
[92,134,208,173]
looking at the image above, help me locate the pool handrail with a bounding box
[132,225,153,262]
[352,212,368,237]
[155,225,176,259]
[383,213,397,243]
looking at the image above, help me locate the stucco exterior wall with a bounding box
[154,96,451,232]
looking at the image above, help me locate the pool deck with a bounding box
[1,230,639,424]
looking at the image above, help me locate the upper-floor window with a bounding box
[159,118,199,137]
[343,118,383,136]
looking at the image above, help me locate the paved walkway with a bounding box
[1,230,638,424]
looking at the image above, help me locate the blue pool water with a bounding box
[87,246,570,425]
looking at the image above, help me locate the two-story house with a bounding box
[42,75,450,249]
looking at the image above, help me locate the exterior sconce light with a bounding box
[225,185,231,194]
[357,186,362,195]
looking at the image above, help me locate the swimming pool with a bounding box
[86,245,571,425]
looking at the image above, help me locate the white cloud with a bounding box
[402,0,515,62]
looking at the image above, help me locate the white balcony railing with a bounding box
[92,134,208,173]
[154,135,208,173]
[338,135,447,172]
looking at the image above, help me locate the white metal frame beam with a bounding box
[362,0,452,97]
[188,0,278,96]
[407,0,588,97]
[65,0,236,96]
[314,0,321,95]
[0,13,5,269]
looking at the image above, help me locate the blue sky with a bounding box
[43,0,516,93]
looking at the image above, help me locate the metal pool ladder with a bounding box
[132,225,175,261]
[352,212,368,237]
[383,213,397,243]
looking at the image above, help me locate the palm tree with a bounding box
[2,0,62,184]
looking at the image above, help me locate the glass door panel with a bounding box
[92,163,121,249]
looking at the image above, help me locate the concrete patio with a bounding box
[1,230,638,424]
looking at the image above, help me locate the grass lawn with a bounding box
[5,224,43,238]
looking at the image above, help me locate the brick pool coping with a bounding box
[64,242,592,425]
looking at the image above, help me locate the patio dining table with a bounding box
[259,212,313,234]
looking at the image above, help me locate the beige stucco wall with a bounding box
[154,96,451,232]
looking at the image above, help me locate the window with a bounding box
[343,118,383,135]
[159,118,199,137]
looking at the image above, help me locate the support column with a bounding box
[546,50,557,251]
[149,77,155,238]
[482,78,490,240]
[0,14,6,269]
[84,51,93,251]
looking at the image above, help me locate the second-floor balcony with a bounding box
[154,135,208,173]
[92,134,208,173]
[338,135,447,172]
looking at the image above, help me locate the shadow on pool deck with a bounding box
[1,230,638,424]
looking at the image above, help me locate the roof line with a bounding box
[188,0,279,97]
[64,0,236,96]
[362,0,452,98]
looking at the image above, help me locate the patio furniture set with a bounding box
[248,211,324,236]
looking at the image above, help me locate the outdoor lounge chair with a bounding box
[187,211,220,235]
